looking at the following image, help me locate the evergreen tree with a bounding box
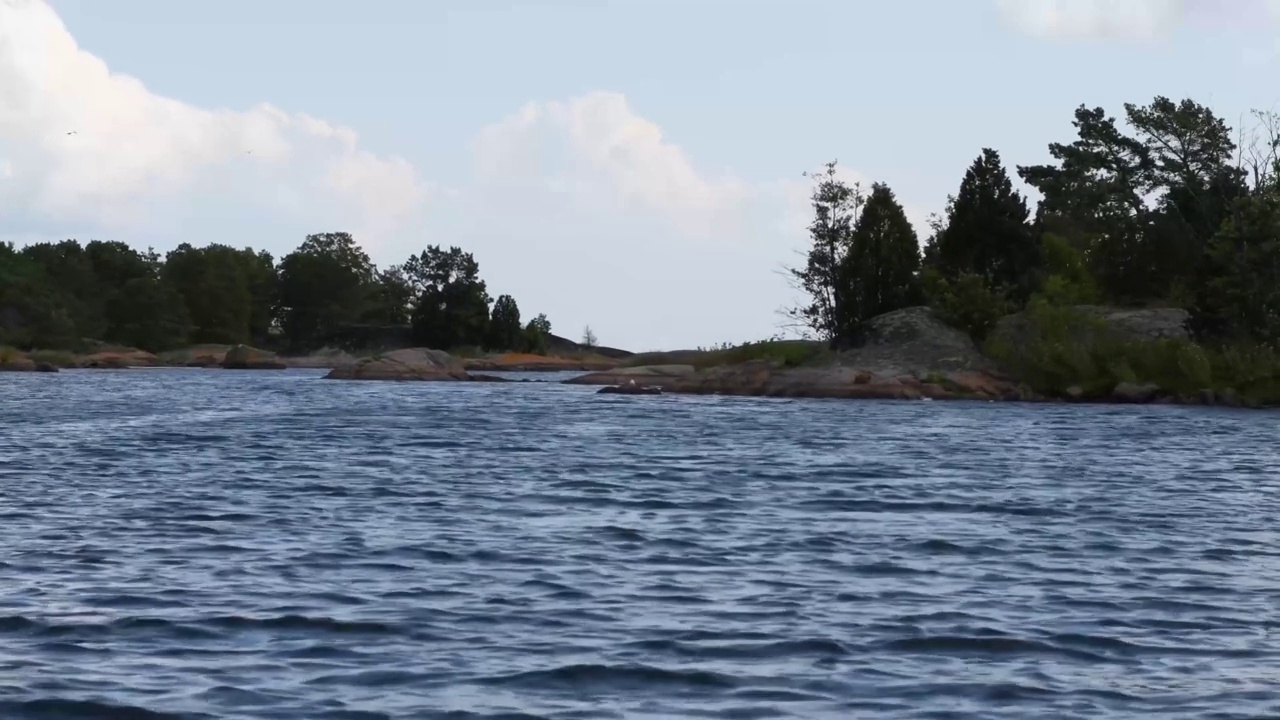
[839,182,921,342]
[926,148,1038,301]
[487,294,523,351]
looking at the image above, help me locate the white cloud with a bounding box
[995,0,1185,40]
[0,0,928,351]
[994,0,1280,41]
[426,94,933,350]
[0,0,428,248]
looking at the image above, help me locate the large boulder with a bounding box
[221,344,286,370]
[323,348,469,381]
[838,306,996,376]
[0,355,57,372]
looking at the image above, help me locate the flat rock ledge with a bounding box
[567,363,1268,408]
[566,362,1029,401]
[323,348,470,382]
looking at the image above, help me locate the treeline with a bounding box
[790,95,1280,352]
[0,232,554,355]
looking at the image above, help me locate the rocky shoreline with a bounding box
[2,305,1270,409]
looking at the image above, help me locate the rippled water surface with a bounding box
[3,368,1280,719]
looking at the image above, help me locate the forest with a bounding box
[0,231,554,356]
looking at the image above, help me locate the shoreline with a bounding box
[2,353,1264,409]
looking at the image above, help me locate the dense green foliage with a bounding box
[788,96,1280,400]
[0,232,553,355]
[785,96,1280,402]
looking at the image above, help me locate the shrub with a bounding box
[923,268,1014,341]
[25,349,77,367]
[985,299,1280,404]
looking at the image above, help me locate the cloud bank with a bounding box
[0,0,429,249]
[995,0,1280,41]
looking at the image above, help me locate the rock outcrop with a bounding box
[836,306,997,376]
[323,348,469,381]
[78,349,160,369]
[0,356,57,372]
[221,344,287,370]
[564,310,1029,403]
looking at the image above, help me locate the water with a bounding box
[2,368,1279,719]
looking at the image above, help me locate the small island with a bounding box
[4,94,1280,407]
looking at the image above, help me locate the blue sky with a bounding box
[3,0,1279,350]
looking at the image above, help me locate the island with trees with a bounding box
[572,95,1280,407]
[5,94,1280,406]
[0,231,625,372]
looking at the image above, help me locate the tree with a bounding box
[1188,189,1280,345]
[1126,97,1247,301]
[523,313,552,354]
[276,232,375,351]
[108,275,192,352]
[163,243,252,344]
[234,248,278,344]
[581,325,597,348]
[925,148,1038,302]
[362,267,414,326]
[0,242,77,349]
[787,160,864,343]
[1018,97,1247,304]
[487,294,523,351]
[21,239,110,340]
[838,182,922,342]
[407,245,492,349]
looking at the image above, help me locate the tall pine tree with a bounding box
[927,148,1038,301]
[838,182,921,343]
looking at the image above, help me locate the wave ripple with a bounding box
[2,368,1280,718]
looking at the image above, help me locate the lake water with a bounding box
[2,368,1279,719]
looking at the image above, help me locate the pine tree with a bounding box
[928,148,1037,301]
[839,182,921,342]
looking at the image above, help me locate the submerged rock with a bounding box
[598,383,662,395]
[324,348,468,381]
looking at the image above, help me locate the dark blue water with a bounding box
[2,368,1279,719]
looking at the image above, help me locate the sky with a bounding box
[2,0,1279,351]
